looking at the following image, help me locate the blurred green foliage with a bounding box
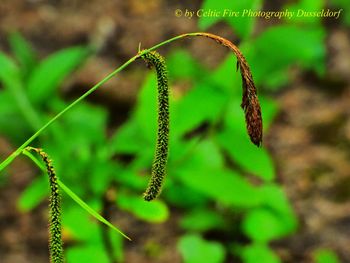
[181,0,342,261]
[198,0,262,39]
[113,49,293,262]
[330,0,350,26]
[0,0,346,261]
[239,244,281,263]
[0,33,129,261]
[313,248,341,263]
[177,234,226,263]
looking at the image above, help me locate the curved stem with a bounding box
[0,32,260,171]
[0,54,136,171]
[0,33,197,172]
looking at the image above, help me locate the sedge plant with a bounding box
[0,32,262,262]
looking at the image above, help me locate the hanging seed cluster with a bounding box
[139,33,262,200]
[141,51,170,201]
[185,32,263,146]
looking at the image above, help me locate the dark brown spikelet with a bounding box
[26,147,64,263]
[183,32,263,146]
[140,50,169,201]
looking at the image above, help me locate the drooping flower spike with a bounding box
[26,147,64,263]
[182,32,263,146]
[140,51,170,201]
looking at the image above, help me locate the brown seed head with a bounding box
[189,32,263,146]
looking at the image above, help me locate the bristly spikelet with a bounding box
[140,50,169,201]
[186,33,263,146]
[26,147,64,263]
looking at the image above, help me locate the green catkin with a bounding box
[141,51,169,201]
[27,147,64,263]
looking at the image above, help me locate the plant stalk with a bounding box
[0,32,243,172]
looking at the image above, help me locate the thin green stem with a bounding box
[57,179,131,241]
[0,32,204,172]
[0,54,136,171]
[22,148,45,170]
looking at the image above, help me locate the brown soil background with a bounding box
[0,0,350,262]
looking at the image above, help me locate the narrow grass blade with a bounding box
[57,179,131,241]
[22,149,131,241]
[22,149,45,170]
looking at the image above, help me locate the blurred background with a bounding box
[0,0,349,262]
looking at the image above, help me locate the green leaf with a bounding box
[89,160,114,196]
[259,96,280,129]
[110,118,151,154]
[64,226,124,263]
[175,140,262,207]
[330,0,350,26]
[218,131,275,181]
[164,183,209,208]
[108,230,125,263]
[112,65,229,156]
[66,244,110,263]
[284,0,325,25]
[62,206,101,241]
[167,50,207,80]
[136,58,230,140]
[177,234,225,263]
[22,150,131,241]
[242,208,289,242]
[8,31,37,77]
[260,184,297,223]
[119,71,229,144]
[178,139,224,170]
[0,90,30,142]
[58,179,131,240]
[313,248,340,263]
[17,176,48,211]
[208,55,240,96]
[60,102,108,145]
[134,73,159,142]
[198,0,262,39]
[240,244,281,263]
[242,183,298,243]
[0,53,42,130]
[246,25,326,88]
[43,102,108,179]
[116,193,169,223]
[0,52,20,81]
[241,185,297,242]
[171,83,229,138]
[217,99,276,181]
[180,209,226,232]
[64,204,124,262]
[113,169,148,191]
[27,46,89,105]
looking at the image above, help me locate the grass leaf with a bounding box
[177,234,225,263]
[57,179,131,241]
[240,244,281,263]
[313,248,340,263]
[22,149,131,240]
[8,31,37,78]
[27,46,89,105]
